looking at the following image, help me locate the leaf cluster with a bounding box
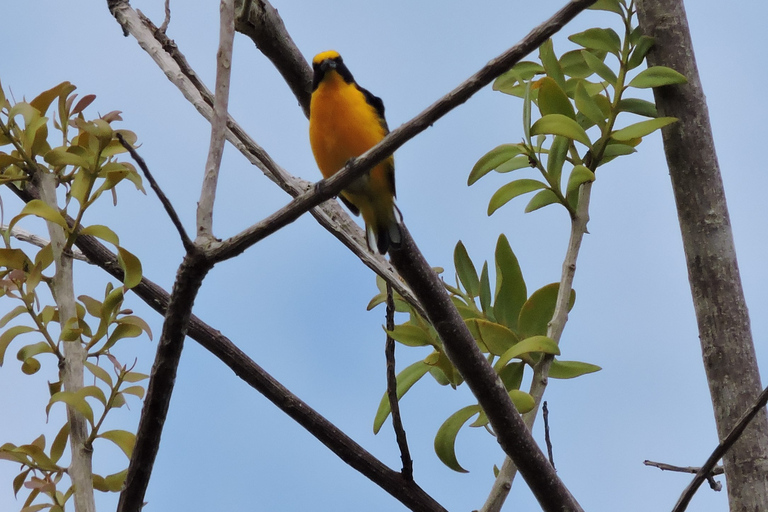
[470,0,685,217]
[369,236,600,472]
[0,79,152,510]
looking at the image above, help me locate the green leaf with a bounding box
[612,117,677,140]
[122,371,149,383]
[98,430,136,458]
[536,77,575,120]
[454,241,480,296]
[493,61,545,94]
[523,81,532,145]
[16,341,53,364]
[387,324,435,348]
[509,390,536,414]
[493,234,527,332]
[569,28,621,56]
[102,469,128,492]
[566,165,595,198]
[121,385,145,399]
[84,361,113,388]
[525,189,560,213]
[496,156,532,174]
[466,319,519,356]
[0,305,28,329]
[498,362,524,391]
[479,262,492,318]
[0,248,33,271]
[79,225,120,246]
[47,391,94,425]
[434,405,480,473]
[628,66,687,88]
[50,423,70,464]
[600,143,637,164]
[44,146,91,169]
[11,200,68,234]
[588,0,623,14]
[496,335,560,368]
[518,283,575,338]
[575,82,607,128]
[549,359,602,379]
[488,179,547,216]
[539,39,566,89]
[468,144,526,185]
[628,36,655,70]
[373,361,430,433]
[546,135,569,190]
[0,325,36,366]
[580,50,617,85]
[559,50,594,80]
[29,82,75,116]
[117,246,142,289]
[530,114,592,147]
[618,98,658,118]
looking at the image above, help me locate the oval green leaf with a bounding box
[580,50,617,85]
[530,114,592,147]
[612,117,677,141]
[566,165,595,198]
[466,318,519,356]
[518,283,575,338]
[373,361,430,433]
[454,241,480,296]
[549,359,602,379]
[496,335,560,368]
[537,77,576,120]
[468,144,526,185]
[628,66,687,88]
[488,179,547,216]
[525,189,560,213]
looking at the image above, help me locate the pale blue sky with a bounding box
[1,1,766,511]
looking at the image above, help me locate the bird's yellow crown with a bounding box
[313,50,341,64]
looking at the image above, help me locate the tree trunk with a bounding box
[636,1,768,509]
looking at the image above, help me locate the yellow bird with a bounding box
[309,50,402,254]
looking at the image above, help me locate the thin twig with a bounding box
[196,0,235,242]
[672,384,768,512]
[2,225,88,261]
[644,460,723,491]
[386,283,413,480]
[158,0,171,33]
[116,134,193,250]
[543,401,555,470]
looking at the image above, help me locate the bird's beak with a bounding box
[320,59,337,73]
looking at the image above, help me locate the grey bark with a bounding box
[636,1,768,509]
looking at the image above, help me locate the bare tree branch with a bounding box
[672,384,768,511]
[196,0,235,242]
[116,134,193,251]
[386,283,413,480]
[2,225,87,261]
[36,172,96,512]
[644,459,724,476]
[636,1,768,510]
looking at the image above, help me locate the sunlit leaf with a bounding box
[569,28,621,56]
[549,359,602,379]
[454,241,480,296]
[496,335,560,368]
[536,77,575,120]
[612,117,677,140]
[493,234,527,332]
[628,66,687,88]
[539,39,565,89]
[488,179,547,216]
[386,324,435,348]
[628,36,655,70]
[617,98,658,118]
[518,283,575,338]
[98,430,135,458]
[0,325,36,366]
[434,405,480,473]
[566,165,595,198]
[575,82,607,128]
[373,361,430,433]
[580,50,617,85]
[466,318,519,356]
[509,390,536,414]
[468,144,526,185]
[117,246,142,288]
[79,225,120,246]
[530,114,591,147]
[524,189,560,213]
